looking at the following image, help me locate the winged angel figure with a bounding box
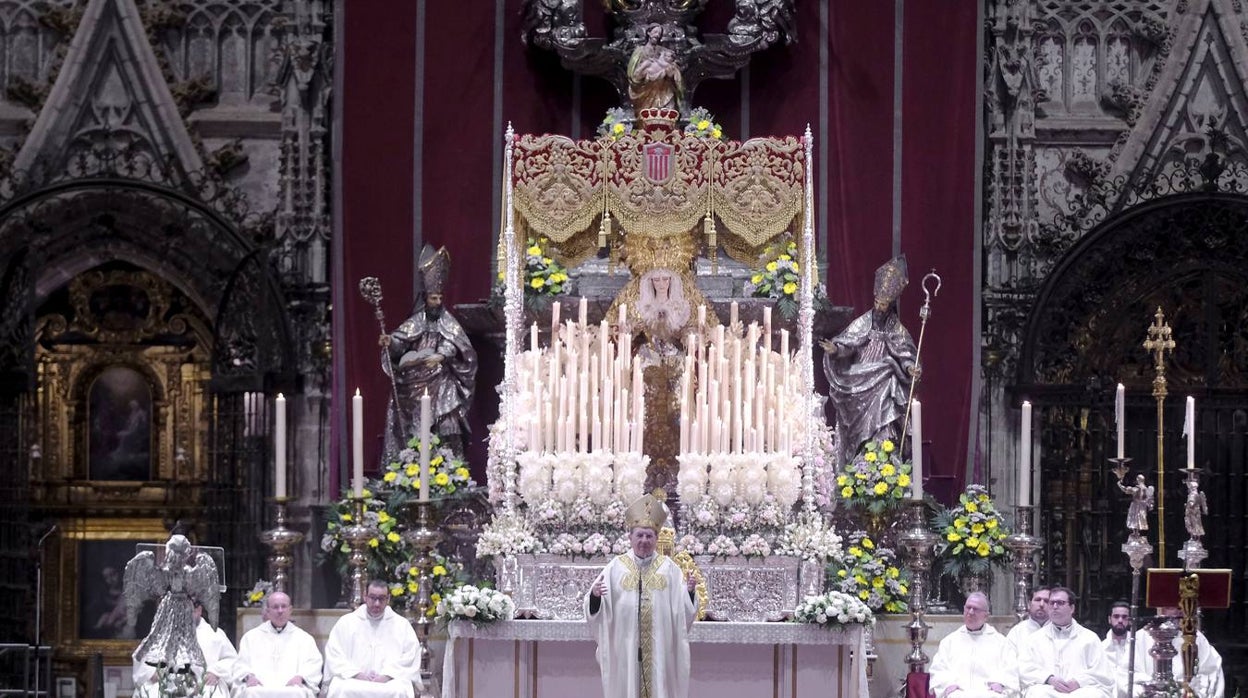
[125,534,221,673]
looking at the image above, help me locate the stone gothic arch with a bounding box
[1014,192,1248,657]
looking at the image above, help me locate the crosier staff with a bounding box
[899,270,941,454]
[358,276,408,439]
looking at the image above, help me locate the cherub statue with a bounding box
[1184,479,1207,539]
[125,535,221,676]
[1117,473,1155,532]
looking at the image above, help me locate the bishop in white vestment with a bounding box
[1018,588,1113,698]
[325,580,422,698]
[929,592,1017,698]
[586,492,696,698]
[233,592,323,698]
[133,600,237,698]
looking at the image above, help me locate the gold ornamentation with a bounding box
[618,554,671,698]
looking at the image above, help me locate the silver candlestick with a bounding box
[1142,615,1181,698]
[1177,468,1208,570]
[260,497,304,594]
[402,499,443,697]
[896,499,939,674]
[1113,457,1154,698]
[1003,504,1043,623]
[339,496,378,609]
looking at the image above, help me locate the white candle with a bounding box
[352,389,363,497]
[1185,395,1195,469]
[730,301,739,328]
[910,399,923,500]
[780,329,789,357]
[275,393,287,498]
[579,296,588,327]
[552,301,561,336]
[1123,382,1133,459]
[1019,401,1032,505]
[530,323,538,353]
[763,306,772,352]
[419,391,432,501]
[698,304,706,328]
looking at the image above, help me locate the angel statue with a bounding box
[1184,479,1207,539]
[125,535,221,679]
[1117,473,1155,532]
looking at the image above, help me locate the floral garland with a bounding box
[835,439,913,516]
[932,484,1011,578]
[826,530,908,614]
[437,584,515,624]
[793,590,874,628]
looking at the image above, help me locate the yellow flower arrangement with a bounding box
[826,530,908,613]
[835,439,915,515]
[683,107,725,140]
[746,240,803,316]
[932,484,1011,579]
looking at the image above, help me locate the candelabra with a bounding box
[1002,504,1043,623]
[259,497,304,594]
[896,499,939,674]
[1177,468,1208,570]
[402,499,443,696]
[1112,457,1153,698]
[339,496,378,609]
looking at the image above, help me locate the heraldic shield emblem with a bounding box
[643,142,674,185]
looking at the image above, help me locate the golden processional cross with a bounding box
[1142,307,1175,564]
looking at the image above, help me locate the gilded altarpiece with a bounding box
[30,268,213,515]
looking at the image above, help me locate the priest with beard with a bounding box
[929,592,1017,698]
[324,580,421,698]
[1008,586,1051,649]
[585,491,697,698]
[381,245,478,457]
[1100,601,1132,698]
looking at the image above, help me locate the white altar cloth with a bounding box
[441,619,867,698]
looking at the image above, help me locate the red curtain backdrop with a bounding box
[337,1,979,501]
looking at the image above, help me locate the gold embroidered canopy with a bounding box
[509,123,806,261]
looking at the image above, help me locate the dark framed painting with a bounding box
[77,539,156,641]
[88,366,153,481]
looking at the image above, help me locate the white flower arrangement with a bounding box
[739,533,772,557]
[436,584,515,623]
[477,513,544,558]
[775,517,844,563]
[793,590,874,628]
[706,534,740,557]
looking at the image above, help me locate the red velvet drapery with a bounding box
[337,1,978,502]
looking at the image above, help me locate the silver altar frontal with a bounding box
[441,619,868,698]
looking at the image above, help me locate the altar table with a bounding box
[441,619,868,698]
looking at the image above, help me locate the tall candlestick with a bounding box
[352,389,363,497]
[910,400,923,500]
[1019,401,1032,505]
[1185,395,1195,469]
[1115,383,1125,459]
[275,393,287,498]
[419,391,432,501]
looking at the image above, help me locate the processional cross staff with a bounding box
[1142,307,1175,564]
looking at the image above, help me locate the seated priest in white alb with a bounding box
[1008,586,1050,649]
[133,597,237,698]
[1130,607,1224,698]
[1018,587,1113,698]
[1100,601,1133,698]
[929,592,1017,698]
[325,579,422,698]
[233,591,323,698]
